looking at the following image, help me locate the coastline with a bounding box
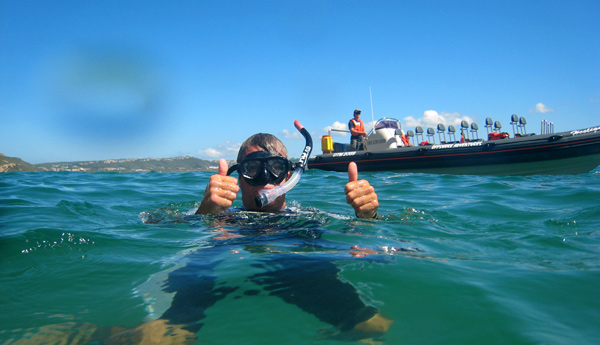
[0,155,225,173]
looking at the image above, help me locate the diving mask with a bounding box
[227,151,293,186]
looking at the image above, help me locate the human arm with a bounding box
[196,158,240,215]
[345,162,379,219]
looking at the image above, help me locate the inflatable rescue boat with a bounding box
[308,116,600,175]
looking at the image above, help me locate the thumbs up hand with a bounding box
[345,162,379,219]
[197,158,240,215]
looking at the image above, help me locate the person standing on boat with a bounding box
[349,109,367,151]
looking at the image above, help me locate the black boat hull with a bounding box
[308,126,600,175]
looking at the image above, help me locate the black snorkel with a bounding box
[255,120,312,208]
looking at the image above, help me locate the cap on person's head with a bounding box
[354,109,361,114]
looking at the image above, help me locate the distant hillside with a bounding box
[0,154,40,172]
[0,155,224,173]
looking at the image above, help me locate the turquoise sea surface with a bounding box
[1,169,599,344]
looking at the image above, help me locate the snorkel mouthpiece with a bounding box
[255,120,313,208]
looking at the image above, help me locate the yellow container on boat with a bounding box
[321,135,333,153]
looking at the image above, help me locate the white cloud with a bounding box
[323,121,348,136]
[197,141,240,159]
[197,148,222,158]
[533,103,555,113]
[282,128,302,139]
[402,110,474,129]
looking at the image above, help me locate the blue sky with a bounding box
[1,0,599,164]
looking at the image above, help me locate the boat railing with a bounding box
[374,117,402,130]
[329,128,351,136]
[329,117,403,137]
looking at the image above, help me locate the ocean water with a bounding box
[1,169,599,345]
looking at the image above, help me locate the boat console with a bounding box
[365,118,407,150]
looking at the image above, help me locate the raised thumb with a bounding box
[218,158,229,176]
[348,162,358,182]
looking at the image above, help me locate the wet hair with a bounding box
[237,133,288,163]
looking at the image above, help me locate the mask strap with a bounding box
[227,164,238,176]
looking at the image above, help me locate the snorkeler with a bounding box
[170,122,390,341]
[196,121,379,219]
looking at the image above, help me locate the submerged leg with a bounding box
[101,247,237,344]
[248,254,391,339]
[160,247,239,333]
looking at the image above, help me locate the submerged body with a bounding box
[149,210,394,341]
[6,208,396,344]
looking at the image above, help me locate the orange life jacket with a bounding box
[488,132,510,140]
[401,134,412,146]
[349,119,365,134]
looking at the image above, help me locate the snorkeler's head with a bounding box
[233,133,292,187]
[237,133,288,163]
